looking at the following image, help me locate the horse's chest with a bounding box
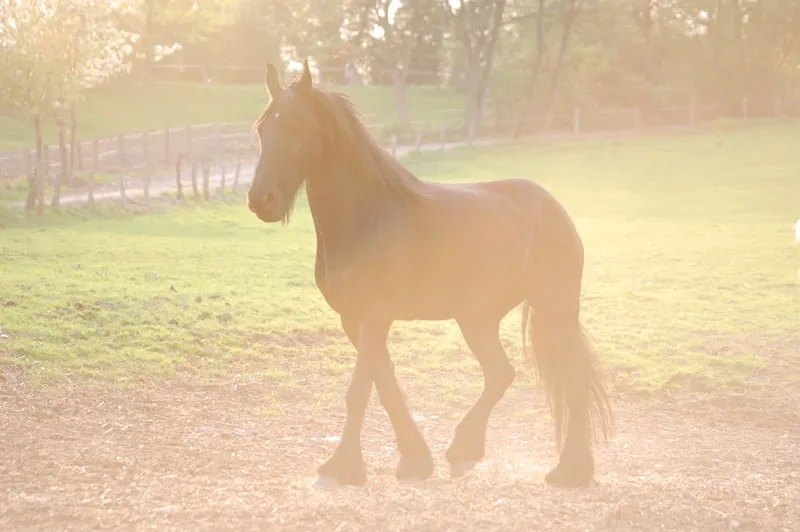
[314,250,386,317]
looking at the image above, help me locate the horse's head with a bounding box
[248,60,326,223]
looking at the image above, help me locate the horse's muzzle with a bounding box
[247,192,281,222]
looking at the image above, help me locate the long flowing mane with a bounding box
[311,88,435,202]
[256,80,435,207]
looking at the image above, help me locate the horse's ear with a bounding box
[298,59,313,92]
[265,63,283,99]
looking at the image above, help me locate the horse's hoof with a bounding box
[396,452,434,484]
[450,460,478,478]
[544,463,593,488]
[315,454,367,487]
[312,475,342,488]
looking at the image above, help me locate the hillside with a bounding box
[0,81,465,151]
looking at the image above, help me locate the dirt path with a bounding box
[2,128,670,210]
[1,139,483,210]
[1,374,797,531]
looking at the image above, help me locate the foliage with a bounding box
[114,0,229,79]
[3,0,800,142]
[0,0,134,117]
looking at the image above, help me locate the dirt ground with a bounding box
[1,369,798,532]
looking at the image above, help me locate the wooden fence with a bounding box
[2,95,799,215]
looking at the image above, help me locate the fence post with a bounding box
[186,125,193,157]
[415,129,423,152]
[202,161,210,201]
[88,138,98,207]
[38,145,48,217]
[440,124,446,151]
[144,160,151,202]
[390,134,397,157]
[467,121,475,146]
[87,172,95,208]
[118,135,127,207]
[572,107,581,136]
[741,97,749,120]
[118,168,126,207]
[118,135,125,168]
[220,163,226,200]
[191,161,199,199]
[233,157,242,193]
[164,127,170,165]
[175,154,184,201]
[143,129,151,202]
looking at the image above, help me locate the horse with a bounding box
[247,60,613,488]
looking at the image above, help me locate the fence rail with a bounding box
[1,95,799,216]
[0,110,466,182]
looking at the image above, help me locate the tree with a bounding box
[280,1,349,82]
[513,0,548,136]
[444,0,508,132]
[350,1,447,126]
[0,0,133,213]
[115,0,227,82]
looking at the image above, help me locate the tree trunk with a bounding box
[54,116,67,209]
[544,0,583,130]
[465,54,482,133]
[474,0,507,132]
[515,0,547,138]
[68,103,77,186]
[450,0,506,135]
[393,43,413,129]
[394,71,409,129]
[33,114,48,217]
[633,0,655,122]
[25,115,43,213]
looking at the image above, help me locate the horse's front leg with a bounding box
[315,316,373,486]
[363,318,434,483]
[316,314,433,485]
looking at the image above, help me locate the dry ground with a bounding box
[3,123,800,530]
[2,367,798,532]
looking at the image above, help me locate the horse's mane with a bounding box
[255,81,435,207]
[310,88,434,203]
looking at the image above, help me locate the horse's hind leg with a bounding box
[446,317,516,477]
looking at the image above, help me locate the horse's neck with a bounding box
[306,170,368,252]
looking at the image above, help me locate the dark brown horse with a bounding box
[247,60,613,488]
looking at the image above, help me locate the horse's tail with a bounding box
[521,303,613,450]
[520,192,613,451]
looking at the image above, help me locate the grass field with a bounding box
[2,121,799,395]
[2,122,799,530]
[0,81,464,150]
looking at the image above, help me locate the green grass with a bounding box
[0,81,464,151]
[2,122,799,400]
